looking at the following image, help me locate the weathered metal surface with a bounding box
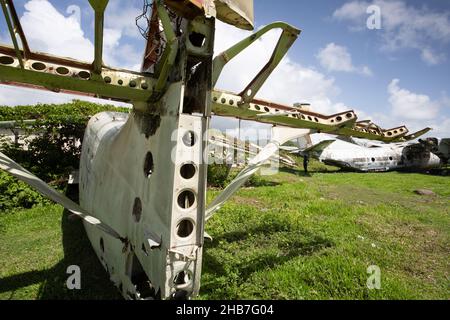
[215,0,254,30]
[212,22,300,105]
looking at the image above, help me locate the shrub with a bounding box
[0,100,129,211]
[0,171,49,211]
[207,164,232,188]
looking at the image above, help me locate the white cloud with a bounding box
[333,0,450,65]
[214,22,349,116]
[20,0,94,62]
[420,48,445,66]
[104,0,142,39]
[388,79,440,120]
[316,42,373,76]
[18,0,141,69]
[348,80,450,138]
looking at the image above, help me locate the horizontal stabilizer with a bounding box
[0,152,125,242]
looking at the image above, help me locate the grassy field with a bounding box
[1,161,449,300]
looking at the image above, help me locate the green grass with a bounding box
[1,163,449,300]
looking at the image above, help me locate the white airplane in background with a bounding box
[287,134,450,172]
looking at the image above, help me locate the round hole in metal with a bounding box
[0,56,14,65]
[177,190,195,209]
[78,71,91,79]
[176,219,194,238]
[32,62,46,71]
[182,131,196,147]
[56,66,70,75]
[180,163,196,180]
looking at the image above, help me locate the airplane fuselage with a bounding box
[319,143,443,172]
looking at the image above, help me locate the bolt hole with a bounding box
[177,190,195,209]
[143,152,154,178]
[176,219,194,238]
[180,163,196,180]
[132,197,142,223]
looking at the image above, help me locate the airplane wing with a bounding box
[279,146,299,152]
[403,127,432,141]
[302,139,335,154]
[0,151,125,242]
[337,136,385,148]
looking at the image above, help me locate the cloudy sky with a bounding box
[0,0,449,137]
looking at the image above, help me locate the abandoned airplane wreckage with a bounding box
[0,0,434,300]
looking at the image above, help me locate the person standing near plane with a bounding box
[303,154,309,174]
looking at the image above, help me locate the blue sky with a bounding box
[1,0,449,137]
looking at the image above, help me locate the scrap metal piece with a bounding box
[88,0,109,74]
[215,0,254,30]
[212,22,301,95]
